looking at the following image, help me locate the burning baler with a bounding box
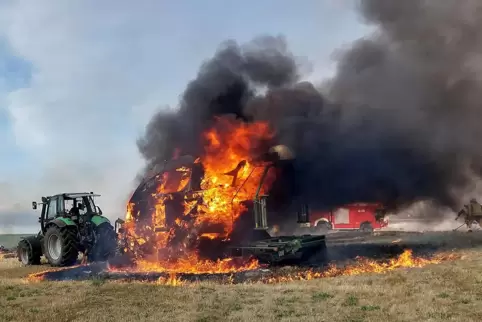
[114,145,326,266]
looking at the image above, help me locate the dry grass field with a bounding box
[1,242,482,322]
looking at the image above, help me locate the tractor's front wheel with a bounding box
[17,237,42,265]
[88,223,117,262]
[43,225,80,267]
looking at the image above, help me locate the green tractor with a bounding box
[16,192,117,267]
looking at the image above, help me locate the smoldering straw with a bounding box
[137,0,482,214]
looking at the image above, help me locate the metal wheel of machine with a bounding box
[17,238,41,265]
[43,225,80,267]
[360,222,374,233]
[88,222,118,262]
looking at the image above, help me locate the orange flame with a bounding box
[195,118,275,235]
[27,265,83,282]
[157,273,184,286]
[114,255,260,274]
[261,250,459,284]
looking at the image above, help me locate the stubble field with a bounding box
[1,231,482,322]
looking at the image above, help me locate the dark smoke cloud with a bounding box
[137,35,300,169]
[138,0,482,215]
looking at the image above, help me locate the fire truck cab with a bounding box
[310,203,388,232]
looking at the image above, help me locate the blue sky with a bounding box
[0,42,32,185]
[0,0,371,233]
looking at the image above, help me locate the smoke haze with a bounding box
[138,0,482,215]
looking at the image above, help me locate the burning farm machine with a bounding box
[114,145,327,268]
[16,192,117,267]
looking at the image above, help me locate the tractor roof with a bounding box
[49,192,101,198]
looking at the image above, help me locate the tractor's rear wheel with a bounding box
[43,225,80,267]
[88,223,117,262]
[17,237,42,265]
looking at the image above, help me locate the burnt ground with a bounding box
[323,230,476,262]
[32,230,482,283]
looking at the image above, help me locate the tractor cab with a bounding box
[32,192,103,234]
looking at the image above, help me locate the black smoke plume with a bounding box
[137,0,482,215]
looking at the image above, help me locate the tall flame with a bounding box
[195,118,275,235]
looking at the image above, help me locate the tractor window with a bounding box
[63,198,88,215]
[83,196,97,214]
[78,199,88,215]
[64,199,72,211]
[64,199,75,214]
[58,197,65,214]
[47,198,58,219]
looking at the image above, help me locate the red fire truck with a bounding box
[310,203,388,232]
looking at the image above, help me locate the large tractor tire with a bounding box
[89,222,118,262]
[17,236,42,265]
[43,225,80,267]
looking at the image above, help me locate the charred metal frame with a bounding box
[253,165,271,230]
[231,235,326,264]
[251,163,311,231]
[227,161,325,265]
